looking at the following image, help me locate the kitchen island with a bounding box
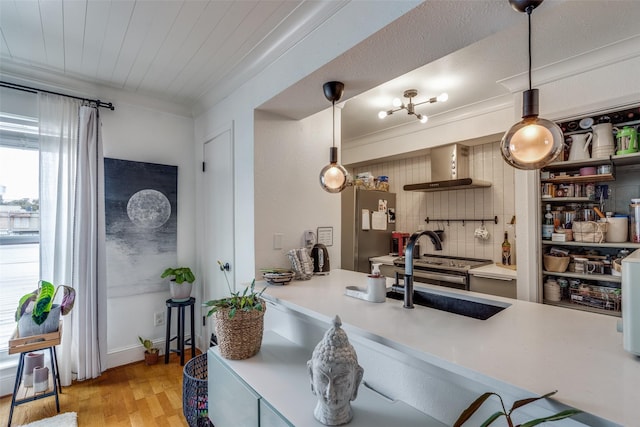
[260,269,638,426]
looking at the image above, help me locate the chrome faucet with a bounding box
[403,230,443,309]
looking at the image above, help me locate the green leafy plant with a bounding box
[203,260,266,319]
[138,336,159,354]
[454,390,581,427]
[161,267,195,284]
[15,280,76,325]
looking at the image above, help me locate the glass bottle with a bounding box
[501,232,511,265]
[542,204,554,240]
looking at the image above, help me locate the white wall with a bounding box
[194,1,421,293]
[254,109,342,276]
[100,101,196,368]
[353,141,516,263]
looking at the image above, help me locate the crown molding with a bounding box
[498,34,640,93]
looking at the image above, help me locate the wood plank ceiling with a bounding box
[0,0,346,109]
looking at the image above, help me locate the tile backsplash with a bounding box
[352,141,516,263]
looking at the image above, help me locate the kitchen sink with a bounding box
[386,286,509,320]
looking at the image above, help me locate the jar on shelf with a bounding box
[376,176,389,192]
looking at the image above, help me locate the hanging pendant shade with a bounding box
[319,81,348,193]
[501,89,564,169]
[319,147,348,193]
[500,0,563,170]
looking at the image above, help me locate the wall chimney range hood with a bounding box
[403,144,491,192]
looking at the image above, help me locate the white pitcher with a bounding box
[568,133,592,161]
[591,123,616,158]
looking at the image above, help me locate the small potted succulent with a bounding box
[203,261,266,360]
[161,267,195,301]
[138,336,159,365]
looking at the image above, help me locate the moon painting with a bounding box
[127,189,171,229]
[104,158,178,297]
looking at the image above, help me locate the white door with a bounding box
[202,127,235,347]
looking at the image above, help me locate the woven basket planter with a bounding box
[213,302,266,360]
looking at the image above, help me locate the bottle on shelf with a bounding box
[501,232,511,265]
[542,204,554,240]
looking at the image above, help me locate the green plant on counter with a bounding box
[160,267,195,284]
[454,390,581,427]
[202,260,266,319]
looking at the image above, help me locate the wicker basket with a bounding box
[213,302,266,360]
[182,354,212,427]
[573,221,608,243]
[543,254,570,272]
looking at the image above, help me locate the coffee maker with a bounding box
[391,232,410,256]
[311,243,330,275]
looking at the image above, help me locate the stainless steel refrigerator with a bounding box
[341,187,396,273]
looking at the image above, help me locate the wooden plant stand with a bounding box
[7,325,62,427]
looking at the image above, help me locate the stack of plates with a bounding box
[544,280,561,302]
[262,269,295,285]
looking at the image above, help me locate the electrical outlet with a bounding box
[154,311,165,326]
[273,233,283,249]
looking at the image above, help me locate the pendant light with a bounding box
[500,0,563,170]
[319,81,348,193]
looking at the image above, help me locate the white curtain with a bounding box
[39,94,106,384]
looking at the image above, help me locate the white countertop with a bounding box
[468,263,517,279]
[211,332,446,427]
[370,255,517,279]
[262,269,639,426]
[369,255,398,265]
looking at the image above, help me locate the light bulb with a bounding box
[419,115,428,124]
[320,163,348,193]
[319,147,348,193]
[437,93,449,102]
[378,111,388,119]
[501,117,563,169]
[392,98,402,108]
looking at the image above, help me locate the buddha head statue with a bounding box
[307,315,364,426]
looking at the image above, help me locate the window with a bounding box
[0,89,39,356]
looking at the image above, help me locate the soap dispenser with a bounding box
[367,263,387,303]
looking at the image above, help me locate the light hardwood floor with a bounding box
[0,353,200,426]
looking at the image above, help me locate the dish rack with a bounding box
[287,248,314,280]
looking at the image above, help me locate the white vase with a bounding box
[33,366,49,393]
[169,281,192,301]
[23,352,44,387]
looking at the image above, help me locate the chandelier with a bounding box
[378,89,448,124]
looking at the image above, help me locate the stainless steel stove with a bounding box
[393,254,492,290]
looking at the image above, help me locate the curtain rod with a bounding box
[0,81,115,111]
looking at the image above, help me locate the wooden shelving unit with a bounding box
[539,104,640,317]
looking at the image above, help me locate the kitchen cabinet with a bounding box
[207,331,446,427]
[260,400,293,427]
[208,350,260,427]
[469,272,516,298]
[538,105,640,317]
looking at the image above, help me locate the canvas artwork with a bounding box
[104,158,178,297]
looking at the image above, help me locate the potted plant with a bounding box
[161,267,195,301]
[454,390,581,427]
[138,336,159,365]
[15,280,76,337]
[203,261,266,360]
